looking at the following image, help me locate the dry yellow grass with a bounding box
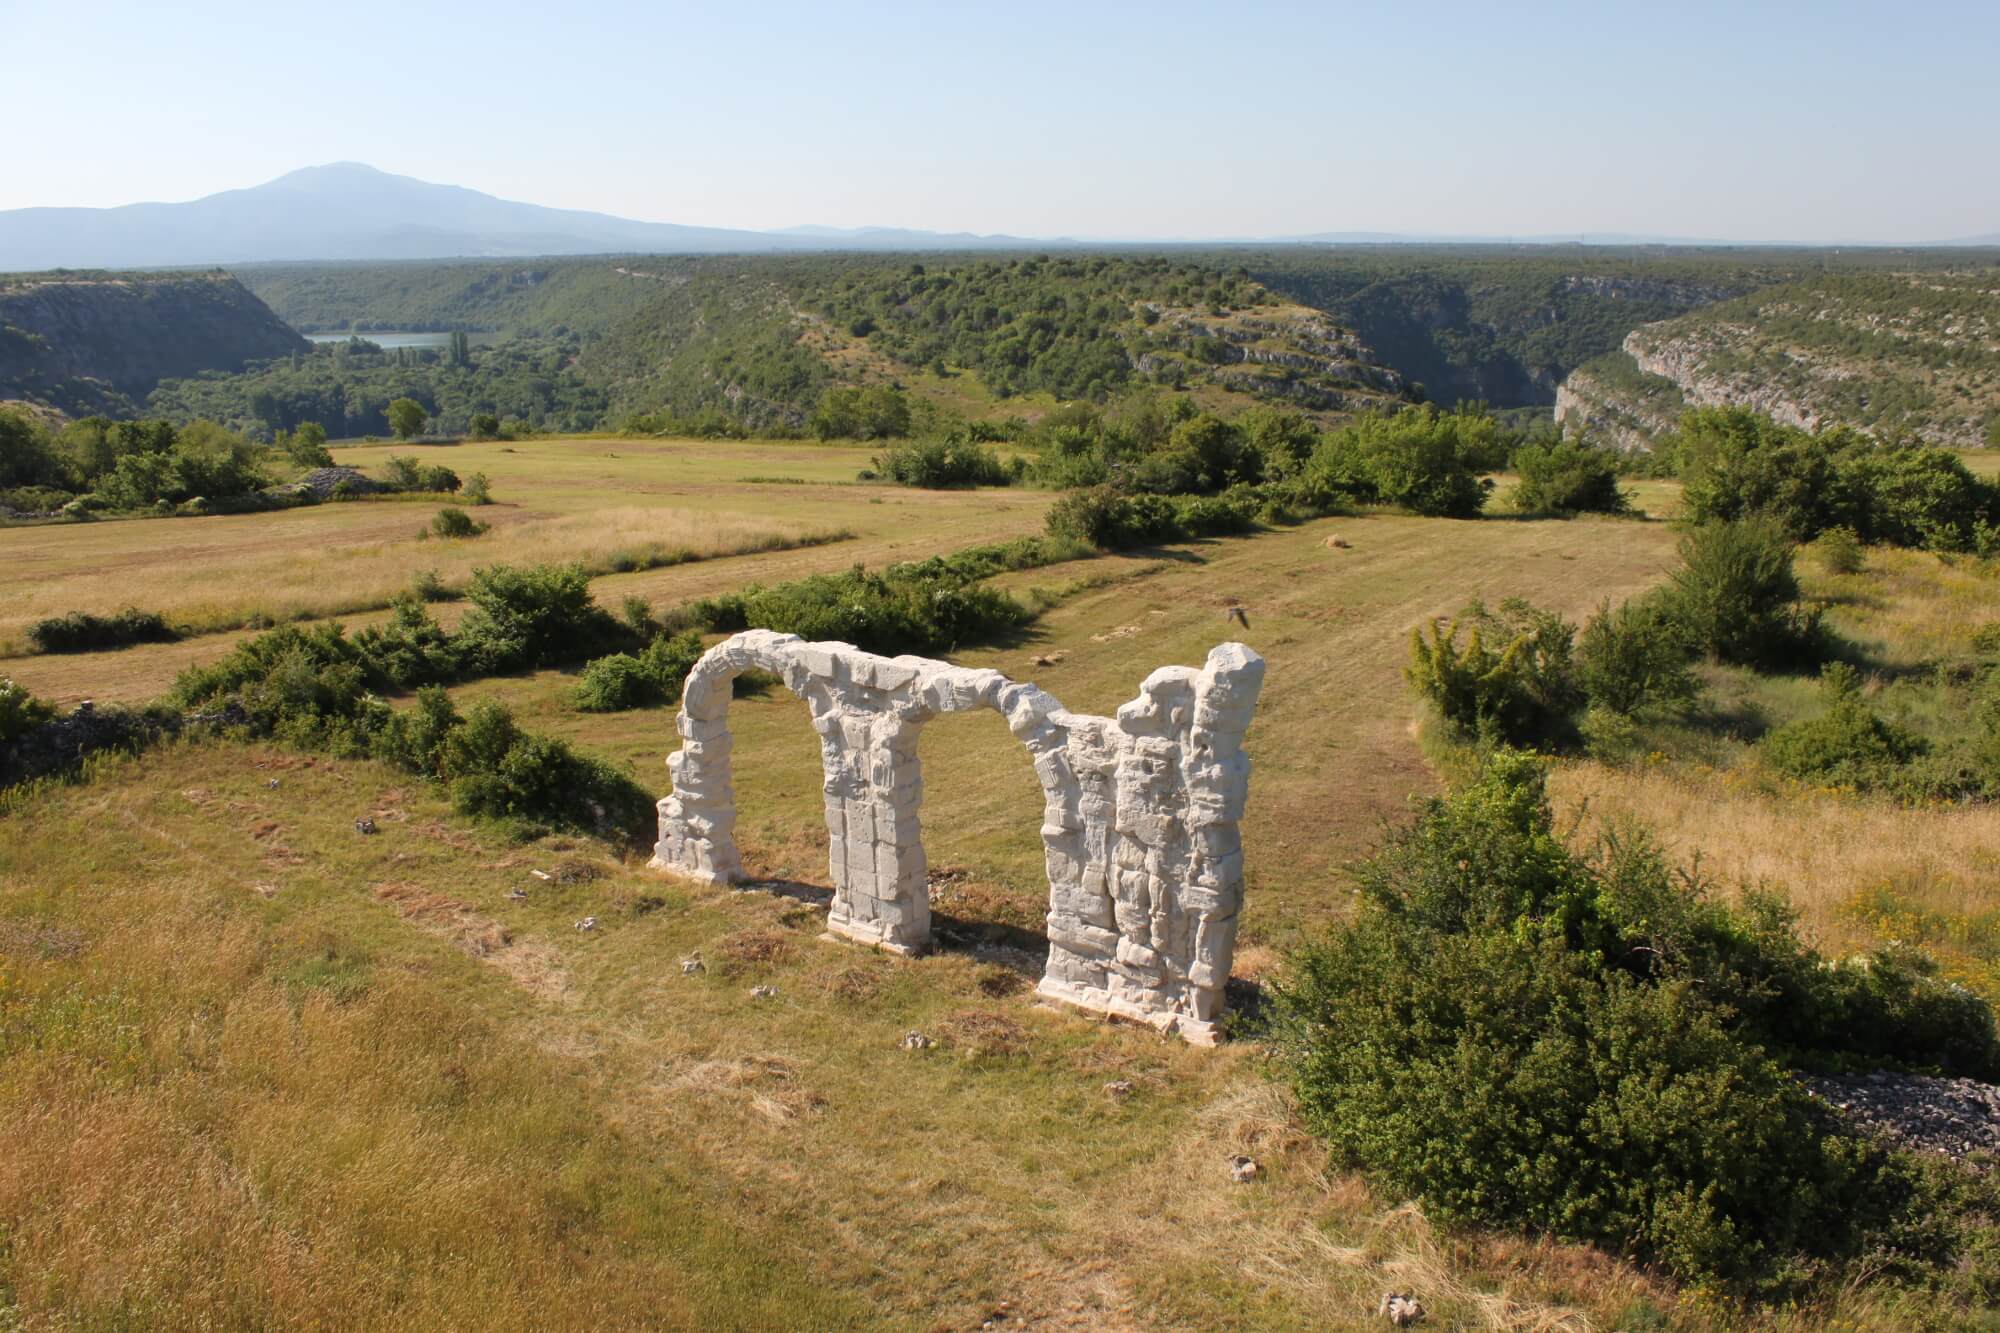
[1552,761,2000,954]
[3,744,1713,1330]
[0,503,835,648]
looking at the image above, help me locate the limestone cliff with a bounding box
[1557,271,2000,449]
[0,271,307,417]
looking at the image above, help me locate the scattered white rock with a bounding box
[266,778,281,790]
[1378,1292,1426,1326]
[900,1030,932,1051]
[649,631,1265,1044]
[530,869,553,882]
[506,888,528,902]
[1805,1072,2000,1161]
[680,953,705,976]
[353,817,377,835]
[574,916,597,932]
[1228,1155,1258,1183]
[1103,1079,1135,1101]
[749,984,778,1000]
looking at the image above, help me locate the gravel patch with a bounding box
[1805,1071,2000,1162]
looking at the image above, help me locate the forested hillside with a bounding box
[1558,264,2000,449]
[0,271,307,417]
[1241,248,1801,406]
[175,255,1408,435]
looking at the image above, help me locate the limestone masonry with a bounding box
[650,630,1266,1044]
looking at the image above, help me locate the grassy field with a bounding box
[5,443,1994,1327]
[1,436,1053,703]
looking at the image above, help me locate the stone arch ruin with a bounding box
[649,629,1265,1044]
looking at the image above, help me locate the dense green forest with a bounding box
[148,333,609,437]
[179,255,1407,435]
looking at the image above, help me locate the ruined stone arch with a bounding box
[650,629,1265,1044]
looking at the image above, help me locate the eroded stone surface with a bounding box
[650,629,1264,1043]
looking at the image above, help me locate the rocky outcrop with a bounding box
[1566,272,2000,449]
[0,271,306,415]
[1553,351,1688,452]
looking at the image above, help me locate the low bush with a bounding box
[1270,752,2000,1291]
[1044,487,1259,549]
[1407,599,1582,746]
[1660,518,1825,668]
[1575,597,1697,717]
[28,608,179,654]
[1763,663,1925,791]
[453,563,626,674]
[170,631,649,838]
[1509,440,1630,515]
[692,564,1029,657]
[1303,405,1499,518]
[1814,524,1865,574]
[427,507,489,540]
[0,678,55,743]
[873,436,1012,488]
[573,631,706,712]
[1674,406,2000,549]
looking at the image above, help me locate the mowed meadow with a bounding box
[5,436,1997,1328]
[0,436,1049,656]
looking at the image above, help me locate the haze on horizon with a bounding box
[2,0,1994,245]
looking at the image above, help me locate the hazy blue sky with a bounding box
[3,0,1993,241]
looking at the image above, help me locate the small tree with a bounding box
[1662,519,1822,668]
[387,398,427,441]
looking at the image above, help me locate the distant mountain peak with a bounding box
[0,167,1057,270]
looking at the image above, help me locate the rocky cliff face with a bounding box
[0,272,307,416]
[1558,272,2000,450]
[1553,353,1687,453]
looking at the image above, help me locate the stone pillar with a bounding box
[651,632,1264,1044]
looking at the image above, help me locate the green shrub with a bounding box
[1763,664,1924,791]
[1675,407,1857,540]
[1270,752,2000,1290]
[428,507,488,540]
[352,598,464,688]
[382,455,423,488]
[1407,599,1582,746]
[1842,444,1997,551]
[1673,407,2000,549]
[276,422,333,468]
[0,678,56,743]
[28,608,179,654]
[170,623,648,838]
[1661,519,1823,668]
[453,563,625,673]
[436,700,651,834]
[1045,487,1174,548]
[692,565,1029,657]
[810,386,911,441]
[1509,440,1630,515]
[574,631,706,712]
[1304,405,1499,518]
[1575,597,1697,716]
[462,472,493,505]
[1814,525,1865,574]
[873,436,1011,488]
